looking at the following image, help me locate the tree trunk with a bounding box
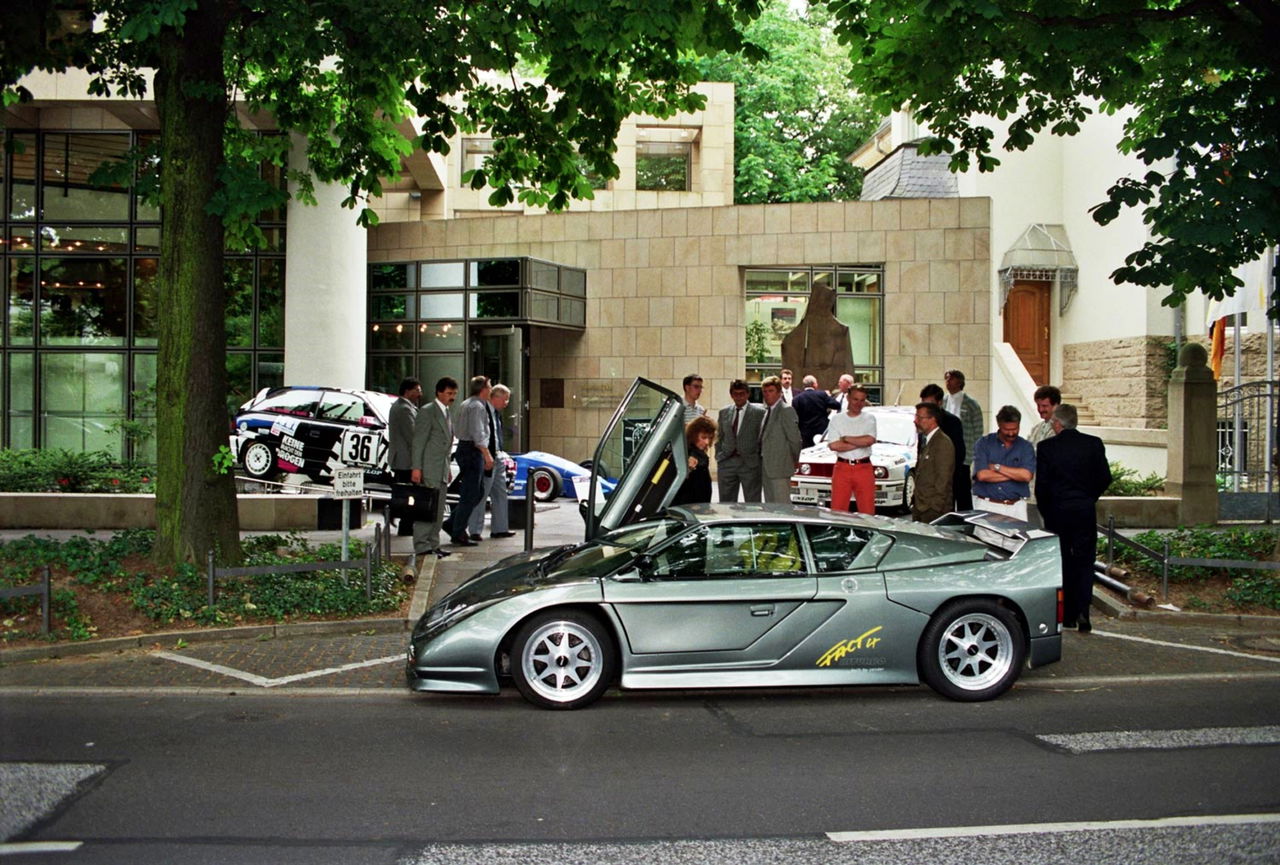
[152,0,241,566]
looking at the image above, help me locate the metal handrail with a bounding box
[205,522,383,606]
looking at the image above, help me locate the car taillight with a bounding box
[1057,589,1064,625]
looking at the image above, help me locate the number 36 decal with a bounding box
[341,430,379,466]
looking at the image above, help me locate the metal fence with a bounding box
[1217,379,1279,520]
[1097,517,1280,602]
[0,565,51,635]
[204,522,385,607]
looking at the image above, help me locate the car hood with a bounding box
[433,545,600,612]
[797,440,916,468]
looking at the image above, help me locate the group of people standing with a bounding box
[678,368,1112,632]
[908,375,1113,630]
[387,375,517,571]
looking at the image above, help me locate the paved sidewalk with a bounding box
[2,501,1279,695]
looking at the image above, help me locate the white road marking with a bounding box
[1038,725,1280,754]
[152,651,402,688]
[827,812,1280,842]
[0,842,83,855]
[1092,629,1280,663]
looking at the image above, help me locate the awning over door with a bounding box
[998,224,1079,314]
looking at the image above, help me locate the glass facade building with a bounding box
[1,130,286,460]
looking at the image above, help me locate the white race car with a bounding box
[789,405,918,512]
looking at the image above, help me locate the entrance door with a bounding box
[1003,280,1050,385]
[471,326,525,451]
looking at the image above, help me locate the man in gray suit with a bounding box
[410,376,458,560]
[757,375,802,503]
[715,379,764,502]
[388,377,421,536]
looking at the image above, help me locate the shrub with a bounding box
[1113,526,1280,610]
[1,530,405,640]
[1104,462,1165,497]
[0,449,154,493]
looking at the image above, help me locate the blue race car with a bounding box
[511,451,617,502]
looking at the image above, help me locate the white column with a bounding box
[283,134,367,389]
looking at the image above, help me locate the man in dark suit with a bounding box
[388,377,421,537]
[757,375,802,503]
[912,402,955,523]
[920,384,968,512]
[715,379,765,502]
[792,375,840,447]
[1036,404,1112,632]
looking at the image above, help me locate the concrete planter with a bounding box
[1097,495,1182,529]
[0,492,330,531]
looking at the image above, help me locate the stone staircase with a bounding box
[1057,393,1100,426]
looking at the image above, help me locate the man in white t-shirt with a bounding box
[823,385,877,514]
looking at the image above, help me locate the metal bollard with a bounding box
[523,496,534,553]
[1161,537,1170,602]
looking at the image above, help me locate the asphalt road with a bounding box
[3,675,1279,864]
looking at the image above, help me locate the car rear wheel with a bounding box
[529,466,563,501]
[241,440,279,480]
[901,472,916,513]
[918,600,1026,702]
[511,611,616,710]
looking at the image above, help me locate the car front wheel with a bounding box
[241,440,279,480]
[528,466,563,501]
[918,600,1026,702]
[511,611,616,710]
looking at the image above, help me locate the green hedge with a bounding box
[0,449,154,493]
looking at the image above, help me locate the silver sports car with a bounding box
[407,378,1063,710]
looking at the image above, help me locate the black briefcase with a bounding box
[390,483,438,521]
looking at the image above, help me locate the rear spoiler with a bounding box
[931,510,1055,556]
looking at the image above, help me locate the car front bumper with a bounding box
[790,477,904,508]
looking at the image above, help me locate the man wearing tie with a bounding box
[715,379,765,502]
[757,375,802,503]
[410,377,458,561]
[467,383,517,540]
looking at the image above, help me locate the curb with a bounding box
[0,616,410,665]
[1093,586,1280,630]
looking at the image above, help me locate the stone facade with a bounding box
[369,198,992,460]
[1062,336,1174,429]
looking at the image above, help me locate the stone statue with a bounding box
[781,280,856,391]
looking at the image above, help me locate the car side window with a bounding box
[804,525,872,573]
[255,389,320,417]
[737,525,803,575]
[648,528,710,580]
[316,391,364,423]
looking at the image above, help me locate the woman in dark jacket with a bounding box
[671,415,717,505]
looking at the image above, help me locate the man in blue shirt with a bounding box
[971,405,1035,521]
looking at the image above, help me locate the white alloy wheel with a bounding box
[918,600,1026,702]
[512,612,615,709]
[241,441,278,479]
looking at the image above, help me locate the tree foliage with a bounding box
[2,0,762,565]
[698,0,877,203]
[828,0,1280,314]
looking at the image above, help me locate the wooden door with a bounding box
[1003,280,1050,385]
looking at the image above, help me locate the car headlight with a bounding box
[799,464,812,475]
[874,465,888,479]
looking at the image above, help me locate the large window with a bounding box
[1,130,286,459]
[744,266,884,402]
[635,128,697,192]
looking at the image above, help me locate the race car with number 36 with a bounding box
[231,386,396,483]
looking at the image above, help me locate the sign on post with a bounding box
[332,466,364,563]
[333,467,364,498]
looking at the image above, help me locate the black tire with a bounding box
[528,466,563,501]
[240,440,280,480]
[900,471,916,514]
[510,611,616,710]
[918,599,1026,702]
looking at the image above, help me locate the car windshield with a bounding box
[549,517,686,579]
[872,412,917,447]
